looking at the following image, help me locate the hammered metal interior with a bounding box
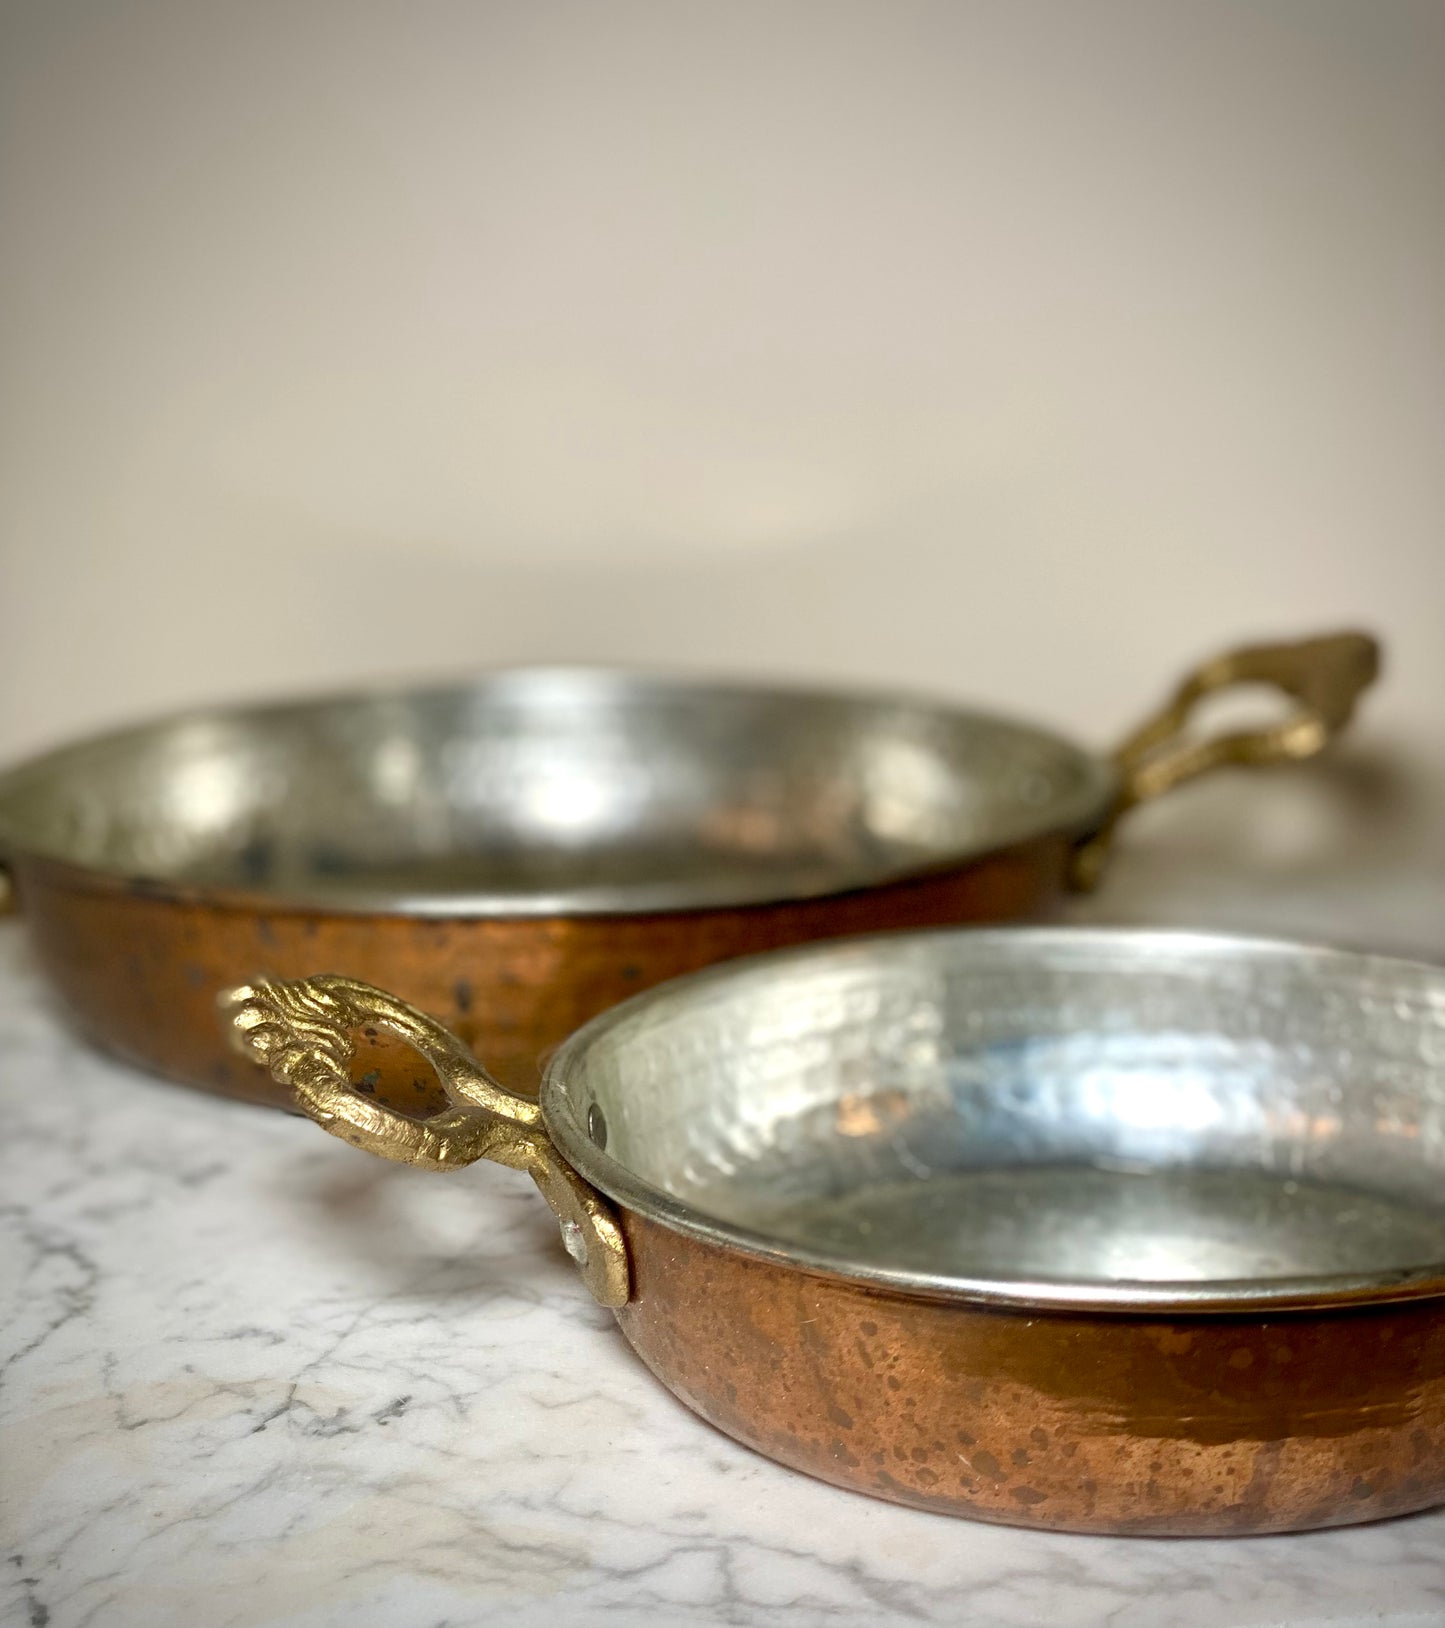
[548,929,1445,1307]
[0,670,1110,915]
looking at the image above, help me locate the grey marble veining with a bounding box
[2,918,1445,1628]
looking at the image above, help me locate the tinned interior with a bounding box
[0,671,1108,914]
[550,931,1445,1296]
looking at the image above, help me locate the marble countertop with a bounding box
[4,774,1445,1628]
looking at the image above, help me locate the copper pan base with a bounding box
[15,835,1068,1105]
[618,1215,1445,1536]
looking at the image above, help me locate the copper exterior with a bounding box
[15,834,1069,1104]
[224,951,1445,1538]
[3,635,1379,1104]
[617,1215,1445,1536]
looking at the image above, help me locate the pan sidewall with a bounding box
[615,1213,1445,1537]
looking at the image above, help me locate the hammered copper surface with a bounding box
[616,1214,1445,1535]
[230,933,1445,1536]
[17,835,1067,1104]
[2,640,1377,1101]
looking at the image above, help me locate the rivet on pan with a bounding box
[587,1102,608,1150]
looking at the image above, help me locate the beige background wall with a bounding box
[1,1,1441,939]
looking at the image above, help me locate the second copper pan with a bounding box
[0,631,1377,1103]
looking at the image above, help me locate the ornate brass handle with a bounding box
[1071,630,1381,889]
[224,974,630,1307]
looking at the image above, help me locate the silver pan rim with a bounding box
[544,926,1445,1313]
[0,665,1115,917]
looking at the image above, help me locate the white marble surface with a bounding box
[4,781,1445,1628]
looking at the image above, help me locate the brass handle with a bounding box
[1071,630,1381,890]
[224,974,630,1307]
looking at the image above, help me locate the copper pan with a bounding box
[0,632,1377,1105]
[226,928,1445,1537]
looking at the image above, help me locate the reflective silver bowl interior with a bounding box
[546,929,1445,1309]
[0,669,1111,915]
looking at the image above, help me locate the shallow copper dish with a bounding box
[229,927,1445,1536]
[0,631,1376,1103]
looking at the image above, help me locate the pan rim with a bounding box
[0,665,1115,917]
[543,925,1445,1314]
